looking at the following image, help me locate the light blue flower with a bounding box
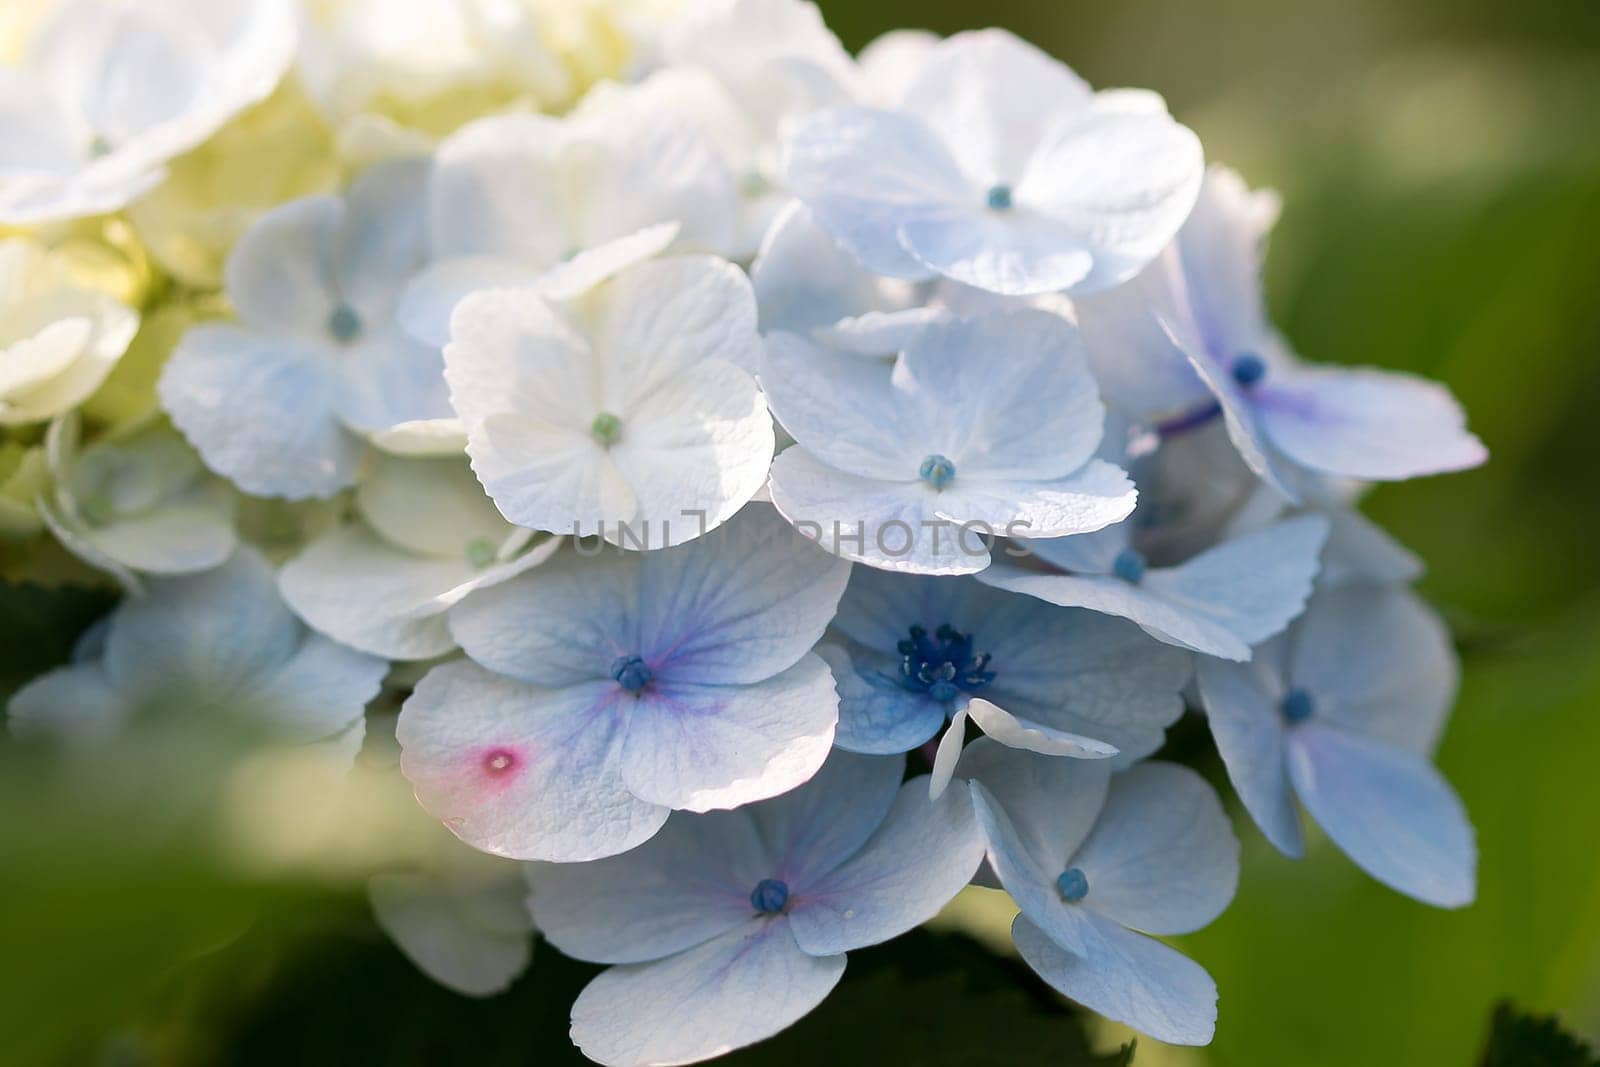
[527,750,986,1067]
[958,739,1240,1046]
[396,506,850,863]
[1076,167,1486,500]
[8,548,385,758]
[1195,583,1475,907]
[821,568,1191,779]
[765,308,1136,575]
[979,514,1330,661]
[781,29,1203,297]
[160,158,449,500]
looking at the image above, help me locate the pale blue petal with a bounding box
[222,194,342,338]
[897,211,1096,297]
[397,256,543,349]
[246,632,385,743]
[817,643,944,755]
[1020,523,1131,577]
[528,808,768,965]
[617,656,837,812]
[369,865,533,997]
[788,775,985,956]
[748,750,905,891]
[1288,585,1457,755]
[396,661,669,862]
[1069,763,1240,935]
[969,780,1098,958]
[570,920,845,1067]
[1012,912,1218,1046]
[751,201,913,337]
[1287,723,1475,908]
[333,158,430,319]
[1194,656,1304,857]
[957,738,1110,874]
[1318,507,1424,587]
[6,660,126,742]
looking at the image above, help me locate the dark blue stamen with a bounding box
[1281,687,1315,724]
[751,878,790,914]
[920,454,956,490]
[611,655,654,694]
[1112,548,1147,584]
[897,623,996,704]
[1231,352,1267,387]
[1056,867,1089,903]
[328,303,363,345]
[987,185,1014,211]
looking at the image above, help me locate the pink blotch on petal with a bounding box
[476,745,524,789]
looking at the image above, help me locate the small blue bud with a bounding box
[1056,867,1089,903]
[920,454,957,490]
[1281,687,1315,724]
[1231,352,1267,387]
[1112,548,1147,584]
[328,303,363,345]
[611,655,654,694]
[987,185,1014,211]
[751,878,790,914]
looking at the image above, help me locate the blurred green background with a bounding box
[4,1,1599,1064]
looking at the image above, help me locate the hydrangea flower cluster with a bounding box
[3,2,1486,1061]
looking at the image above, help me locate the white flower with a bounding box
[445,256,771,547]
[958,741,1239,1046]
[0,238,139,426]
[160,158,446,499]
[279,451,559,661]
[37,414,236,590]
[396,506,848,862]
[1196,584,1475,907]
[0,0,296,224]
[765,309,1137,575]
[782,29,1203,296]
[8,548,386,758]
[1077,166,1486,499]
[528,750,985,1067]
[397,98,740,349]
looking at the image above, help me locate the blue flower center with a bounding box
[987,184,1014,211]
[1281,687,1315,724]
[898,624,995,705]
[751,878,790,914]
[1231,352,1267,387]
[919,453,956,490]
[1056,867,1089,903]
[1112,548,1148,584]
[328,303,363,345]
[611,655,654,694]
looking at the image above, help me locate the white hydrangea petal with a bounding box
[356,452,509,558]
[368,417,469,457]
[606,361,774,546]
[278,523,476,661]
[782,106,968,279]
[1070,763,1239,936]
[1194,656,1305,857]
[1012,912,1219,1047]
[768,448,985,575]
[428,113,571,264]
[618,656,837,813]
[598,256,764,393]
[897,212,1097,298]
[160,325,362,500]
[398,257,545,349]
[1256,367,1487,481]
[635,505,851,686]
[1287,723,1475,908]
[223,195,344,338]
[747,750,906,891]
[896,310,1106,481]
[816,308,952,357]
[536,223,681,303]
[570,920,844,1067]
[857,29,940,104]
[788,775,985,956]
[397,660,669,862]
[901,29,1092,182]
[751,201,912,338]
[1015,99,1204,293]
[966,697,1118,759]
[1288,585,1456,755]
[529,808,769,965]
[932,460,1137,543]
[369,868,533,997]
[817,644,945,755]
[79,490,236,575]
[6,660,127,742]
[760,332,920,480]
[968,780,1096,958]
[927,706,969,800]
